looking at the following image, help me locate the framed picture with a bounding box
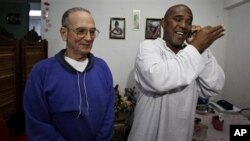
[133,10,140,30]
[110,18,125,39]
[145,18,162,39]
[7,13,21,25]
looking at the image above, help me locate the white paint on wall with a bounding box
[223,2,250,111]
[223,0,250,9]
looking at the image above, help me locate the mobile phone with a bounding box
[186,31,195,43]
[216,100,233,110]
[188,31,197,38]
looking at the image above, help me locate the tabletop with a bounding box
[194,108,250,141]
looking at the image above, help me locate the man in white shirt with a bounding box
[128,4,225,141]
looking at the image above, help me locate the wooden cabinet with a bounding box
[0,39,47,120]
[20,40,48,93]
[0,40,20,120]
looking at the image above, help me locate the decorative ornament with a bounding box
[42,0,51,32]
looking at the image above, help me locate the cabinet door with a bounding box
[21,39,48,91]
[0,40,20,120]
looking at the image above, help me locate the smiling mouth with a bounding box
[80,43,92,46]
[176,31,184,37]
[176,31,189,40]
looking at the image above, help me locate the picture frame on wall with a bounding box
[7,13,21,25]
[145,18,161,39]
[133,10,140,30]
[110,18,125,39]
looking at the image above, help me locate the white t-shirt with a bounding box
[65,56,89,72]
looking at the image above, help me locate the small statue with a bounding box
[24,26,41,42]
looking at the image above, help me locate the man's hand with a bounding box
[187,25,225,53]
[186,25,202,43]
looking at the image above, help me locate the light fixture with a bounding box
[29,10,41,17]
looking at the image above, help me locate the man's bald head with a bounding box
[163,4,193,21]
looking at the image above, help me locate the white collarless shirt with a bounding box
[65,56,89,72]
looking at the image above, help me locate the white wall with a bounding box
[224,0,250,9]
[41,0,228,95]
[222,2,250,110]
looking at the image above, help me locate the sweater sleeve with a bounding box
[196,49,225,97]
[95,63,115,141]
[23,65,66,141]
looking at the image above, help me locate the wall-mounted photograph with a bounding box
[7,13,21,25]
[133,10,140,30]
[110,18,125,39]
[145,18,161,39]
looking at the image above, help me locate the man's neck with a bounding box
[64,51,87,62]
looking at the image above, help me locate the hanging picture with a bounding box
[145,18,162,39]
[133,10,140,30]
[7,13,21,25]
[110,18,125,39]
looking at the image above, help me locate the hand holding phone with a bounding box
[187,25,225,53]
[186,25,202,43]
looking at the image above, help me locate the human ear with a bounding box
[161,18,165,28]
[60,27,67,41]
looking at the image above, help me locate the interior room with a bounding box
[1,0,250,141]
[41,0,250,115]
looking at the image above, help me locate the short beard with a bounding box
[164,35,187,49]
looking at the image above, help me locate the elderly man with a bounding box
[23,7,114,141]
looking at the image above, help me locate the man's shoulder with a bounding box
[92,55,104,62]
[92,56,109,67]
[32,56,57,71]
[139,38,164,51]
[141,38,162,45]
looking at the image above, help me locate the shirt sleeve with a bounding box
[196,49,225,97]
[135,40,206,94]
